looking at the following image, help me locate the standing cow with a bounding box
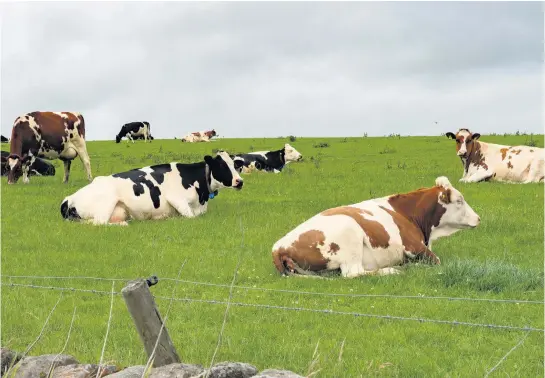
[60,150,244,226]
[271,176,480,278]
[181,129,217,143]
[116,122,152,143]
[446,128,544,183]
[231,144,303,174]
[6,111,92,184]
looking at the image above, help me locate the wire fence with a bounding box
[2,281,542,333]
[3,274,543,305]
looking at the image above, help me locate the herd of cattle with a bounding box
[2,111,544,278]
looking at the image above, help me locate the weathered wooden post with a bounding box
[121,277,181,367]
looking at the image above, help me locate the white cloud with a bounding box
[1,1,542,140]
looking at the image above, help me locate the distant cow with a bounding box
[1,135,8,143]
[271,176,480,278]
[446,129,544,183]
[181,129,217,143]
[60,150,244,226]
[1,151,55,177]
[231,144,303,174]
[6,111,92,184]
[116,122,151,143]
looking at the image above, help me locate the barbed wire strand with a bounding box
[484,331,531,377]
[207,217,245,376]
[142,259,188,378]
[47,306,77,377]
[3,282,542,333]
[4,275,541,305]
[96,282,115,378]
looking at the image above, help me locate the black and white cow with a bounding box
[60,151,244,226]
[231,143,303,174]
[1,151,55,177]
[133,134,154,141]
[1,135,8,143]
[116,122,151,143]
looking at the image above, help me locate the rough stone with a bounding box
[106,366,146,378]
[205,362,258,378]
[149,363,205,378]
[52,363,119,377]
[1,348,22,377]
[12,354,78,378]
[252,369,304,378]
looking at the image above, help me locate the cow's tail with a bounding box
[60,199,81,221]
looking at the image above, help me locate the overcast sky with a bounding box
[1,2,542,141]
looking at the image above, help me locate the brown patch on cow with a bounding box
[540,176,544,181]
[328,242,340,255]
[530,149,534,152]
[387,186,447,246]
[508,155,512,159]
[321,206,390,248]
[204,130,217,138]
[191,132,201,137]
[271,230,330,273]
[500,148,509,160]
[507,161,513,169]
[379,206,439,264]
[513,149,522,155]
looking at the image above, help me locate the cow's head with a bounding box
[434,176,481,229]
[207,129,217,138]
[284,143,303,162]
[204,150,244,190]
[446,129,481,158]
[115,134,122,143]
[6,154,32,184]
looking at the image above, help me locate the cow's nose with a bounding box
[235,178,243,188]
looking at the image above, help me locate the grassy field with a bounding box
[1,134,544,377]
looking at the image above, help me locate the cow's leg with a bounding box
[128,134,134,144]
[460,170,494,183]
[406,246,441,265]
[62,159,72,183]
[165,196,197,218]
[72,140,93,181]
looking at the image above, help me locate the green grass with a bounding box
[1,135,544,377]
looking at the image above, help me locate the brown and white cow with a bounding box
[271,176,480,278]
[446,129,544,184]
[181,129,217,143]
[6,111,93,184]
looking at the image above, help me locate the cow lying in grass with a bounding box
[271,176,480,278]
[1,151,55,177]
[181,129,217,143]
[231,143,303,174]
[446,128,544,183]
[61,151,244,226]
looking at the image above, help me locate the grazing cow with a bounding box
[231,144,303,174]
[1,135,8,143]
[271,176,480,278]
[6,111,92,184]
[1,151,55,177]
[446,129,544,183]
[60,150,244,226]
[181,129,217,143]
[116,121,151,143]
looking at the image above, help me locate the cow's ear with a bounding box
[439,189,452,204]
[472,133,481,140]
[446,132,456,140]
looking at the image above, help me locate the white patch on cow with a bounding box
[7,157,17,170]
[284,143,303,162]
[433,184,480,241]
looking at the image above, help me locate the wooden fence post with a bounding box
[121,278,181,367]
